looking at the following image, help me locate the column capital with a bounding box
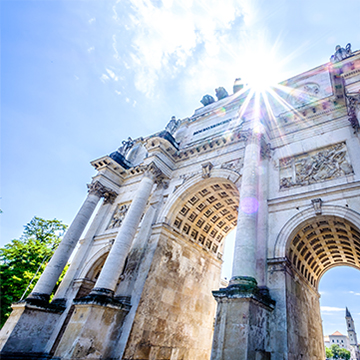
[244,129,264,145]
[144,162,163,181]
[87,181,118,204]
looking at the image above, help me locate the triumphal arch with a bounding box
[1,45,360,360]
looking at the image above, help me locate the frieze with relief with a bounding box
[286,82,321,109]
[108,203,130,229]
[279,142,353,189]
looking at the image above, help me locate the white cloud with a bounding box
[126,97,130,103]
[118,0,256,96]
[87,46,95,53]
[112,35,120,61]
[74,75,79,80]
[321,306,345,313]
[349,291,360,295]
[100,74,110,83]
[89,17,96,24]
[106,68,118,81]
[115,90,122,95]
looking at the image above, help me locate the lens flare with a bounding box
[240,197,259,214]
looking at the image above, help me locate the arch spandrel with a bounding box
[159,172,240,258]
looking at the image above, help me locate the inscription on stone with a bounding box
[280,142,353,189]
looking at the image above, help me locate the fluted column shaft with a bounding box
[28,181,116,301]
[231,133,261,283]
[92,164,161,295]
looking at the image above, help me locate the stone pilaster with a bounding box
[26,181,117,305]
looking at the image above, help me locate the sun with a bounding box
[236,37,286,93]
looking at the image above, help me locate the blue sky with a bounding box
[1,0,360,337]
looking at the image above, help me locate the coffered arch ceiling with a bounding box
[287,216,360,289]
[170,179,239,258]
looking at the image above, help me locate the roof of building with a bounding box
[331,331,344,336]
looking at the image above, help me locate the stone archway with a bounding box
[121,176,240,360]
[269,208,360,360]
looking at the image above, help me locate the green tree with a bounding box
[0,217,67,327]
[338,348,351,360]
[326,346,333,359]
[330,344,351,359]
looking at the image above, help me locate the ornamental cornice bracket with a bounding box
[311,198,323,215]
[201,162,213,178]
[87,181,118,204]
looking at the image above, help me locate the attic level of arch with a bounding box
[287,217,360,290]
[91,128,267,177]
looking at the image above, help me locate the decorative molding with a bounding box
[87,181,118,202]
[279,142,353,189]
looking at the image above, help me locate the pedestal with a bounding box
[211,277,275,360]
[0,302,65,359]
[53,295,130,359]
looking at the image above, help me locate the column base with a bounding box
[0,352,59,360]
[211,281,275,360]
[54,296,131,359]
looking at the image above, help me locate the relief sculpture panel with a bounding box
[108,203,130,229]
[280,142,353,189]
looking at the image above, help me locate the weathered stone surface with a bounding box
[122,233,221,360]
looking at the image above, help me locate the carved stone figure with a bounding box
[118,137,134,156]
[201,162,213,178]
[233,78,244,93]
[221,159,242,174]
[215,87,228,101]
[200,94,215,106]
[346,94,360,132]
[165,116,180,135]
[330,43,352,63]
[280,143,353,189]
[108,204,129,229]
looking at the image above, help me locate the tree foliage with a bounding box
[326,346,333,359]
[0,217,67,327]
[329,344,351,360]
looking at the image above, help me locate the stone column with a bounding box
[211,132,275,360]
[231,131,261,285]
[52,193,116,302]
[91,163,162,297]
[27,181,116,304]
